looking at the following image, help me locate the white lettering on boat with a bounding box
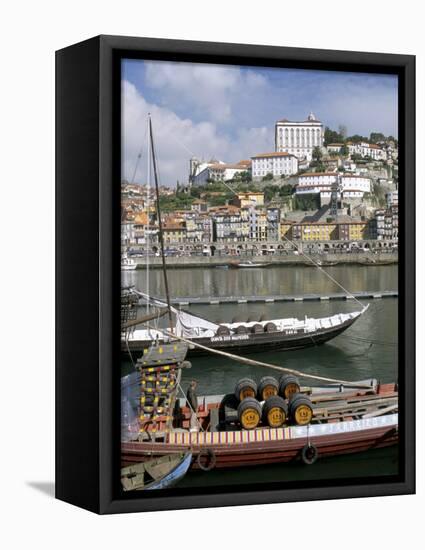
[210,334,250,343]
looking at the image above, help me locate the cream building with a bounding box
[251,152,298,179]
[275,112,324,161]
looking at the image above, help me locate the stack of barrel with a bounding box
[234,375,313,430]
[135,343,189,434]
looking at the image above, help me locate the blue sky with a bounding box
[122,59,398,186]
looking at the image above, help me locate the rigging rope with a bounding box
[281,233,365,308]
[206,179,366,310]
[144,323,374,388]
[176,381,205,432]
[130,123,148,184]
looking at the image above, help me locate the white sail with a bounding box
[175,309,219,337]
[135,290,218,337]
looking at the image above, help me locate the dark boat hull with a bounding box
[122,315,358,359]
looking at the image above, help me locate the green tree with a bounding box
[279,184,293,197]
[324,126,344,146]
[312,146,323,163]
[370,132,385,143]
[340,144,349,156]
[346,134,368,143]
[294,193,320,211]
[263,184,279,202]
[262,172,274,181]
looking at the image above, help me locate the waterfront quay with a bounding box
[128,240,398,268]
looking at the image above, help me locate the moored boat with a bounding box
[121,253,137,271]
[122,291,368,358]
[121,343,398,473]
[232,261,271,268]
[121,451,192,490]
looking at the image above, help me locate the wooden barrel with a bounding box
[257,376,279,401]
[264,322,278,333]
[237,397,262,430]
[289,393,313,426]
[235,325,249,335]
[279,374,301,399]
[262,395,288,428]
[251,323,264,334]
[234,378,258,401]
[216,325,230,336]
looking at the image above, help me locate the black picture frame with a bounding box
[56,34,415,514]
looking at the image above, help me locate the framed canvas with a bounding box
[56,35,415,514]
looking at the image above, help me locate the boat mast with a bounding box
[146,117,151,318]
[148,114,174,333]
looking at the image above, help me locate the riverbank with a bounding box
[131,252,398,269]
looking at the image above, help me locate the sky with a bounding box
[122,59,398,186]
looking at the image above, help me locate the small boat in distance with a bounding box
[121,452,192,491]
[121,253,137,271]
[230,261,270,268]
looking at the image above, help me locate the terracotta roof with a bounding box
[299,172,338,177]
[209,163,246,170]
[133,213,148,225]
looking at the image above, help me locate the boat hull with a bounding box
[122,314,358,358]
[144,452,192,489]
[122,422,398,470]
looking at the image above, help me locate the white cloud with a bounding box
[122,80,272,186]
[122,63,398,186]
[145,61,268,125]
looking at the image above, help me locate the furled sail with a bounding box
[175,309,219,337]
[136,289,218,337]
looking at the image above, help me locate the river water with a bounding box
[122,264,399,488]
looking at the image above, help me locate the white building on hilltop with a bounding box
[275,112,324,161]
[347,142,387,161]
[190,159,251,185]
[295,172,371,204]
[251,152,298,179]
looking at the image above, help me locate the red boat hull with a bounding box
[122,424,398,469]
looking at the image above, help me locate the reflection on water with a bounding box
[123,264,398,299]
[122,264,399,486]
[177,446,399,489]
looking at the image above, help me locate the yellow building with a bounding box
[235,192,265,208]
[294,222,338,241]
[279,221,293,240]
[163,223,186,243]
[348,221,369,241]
